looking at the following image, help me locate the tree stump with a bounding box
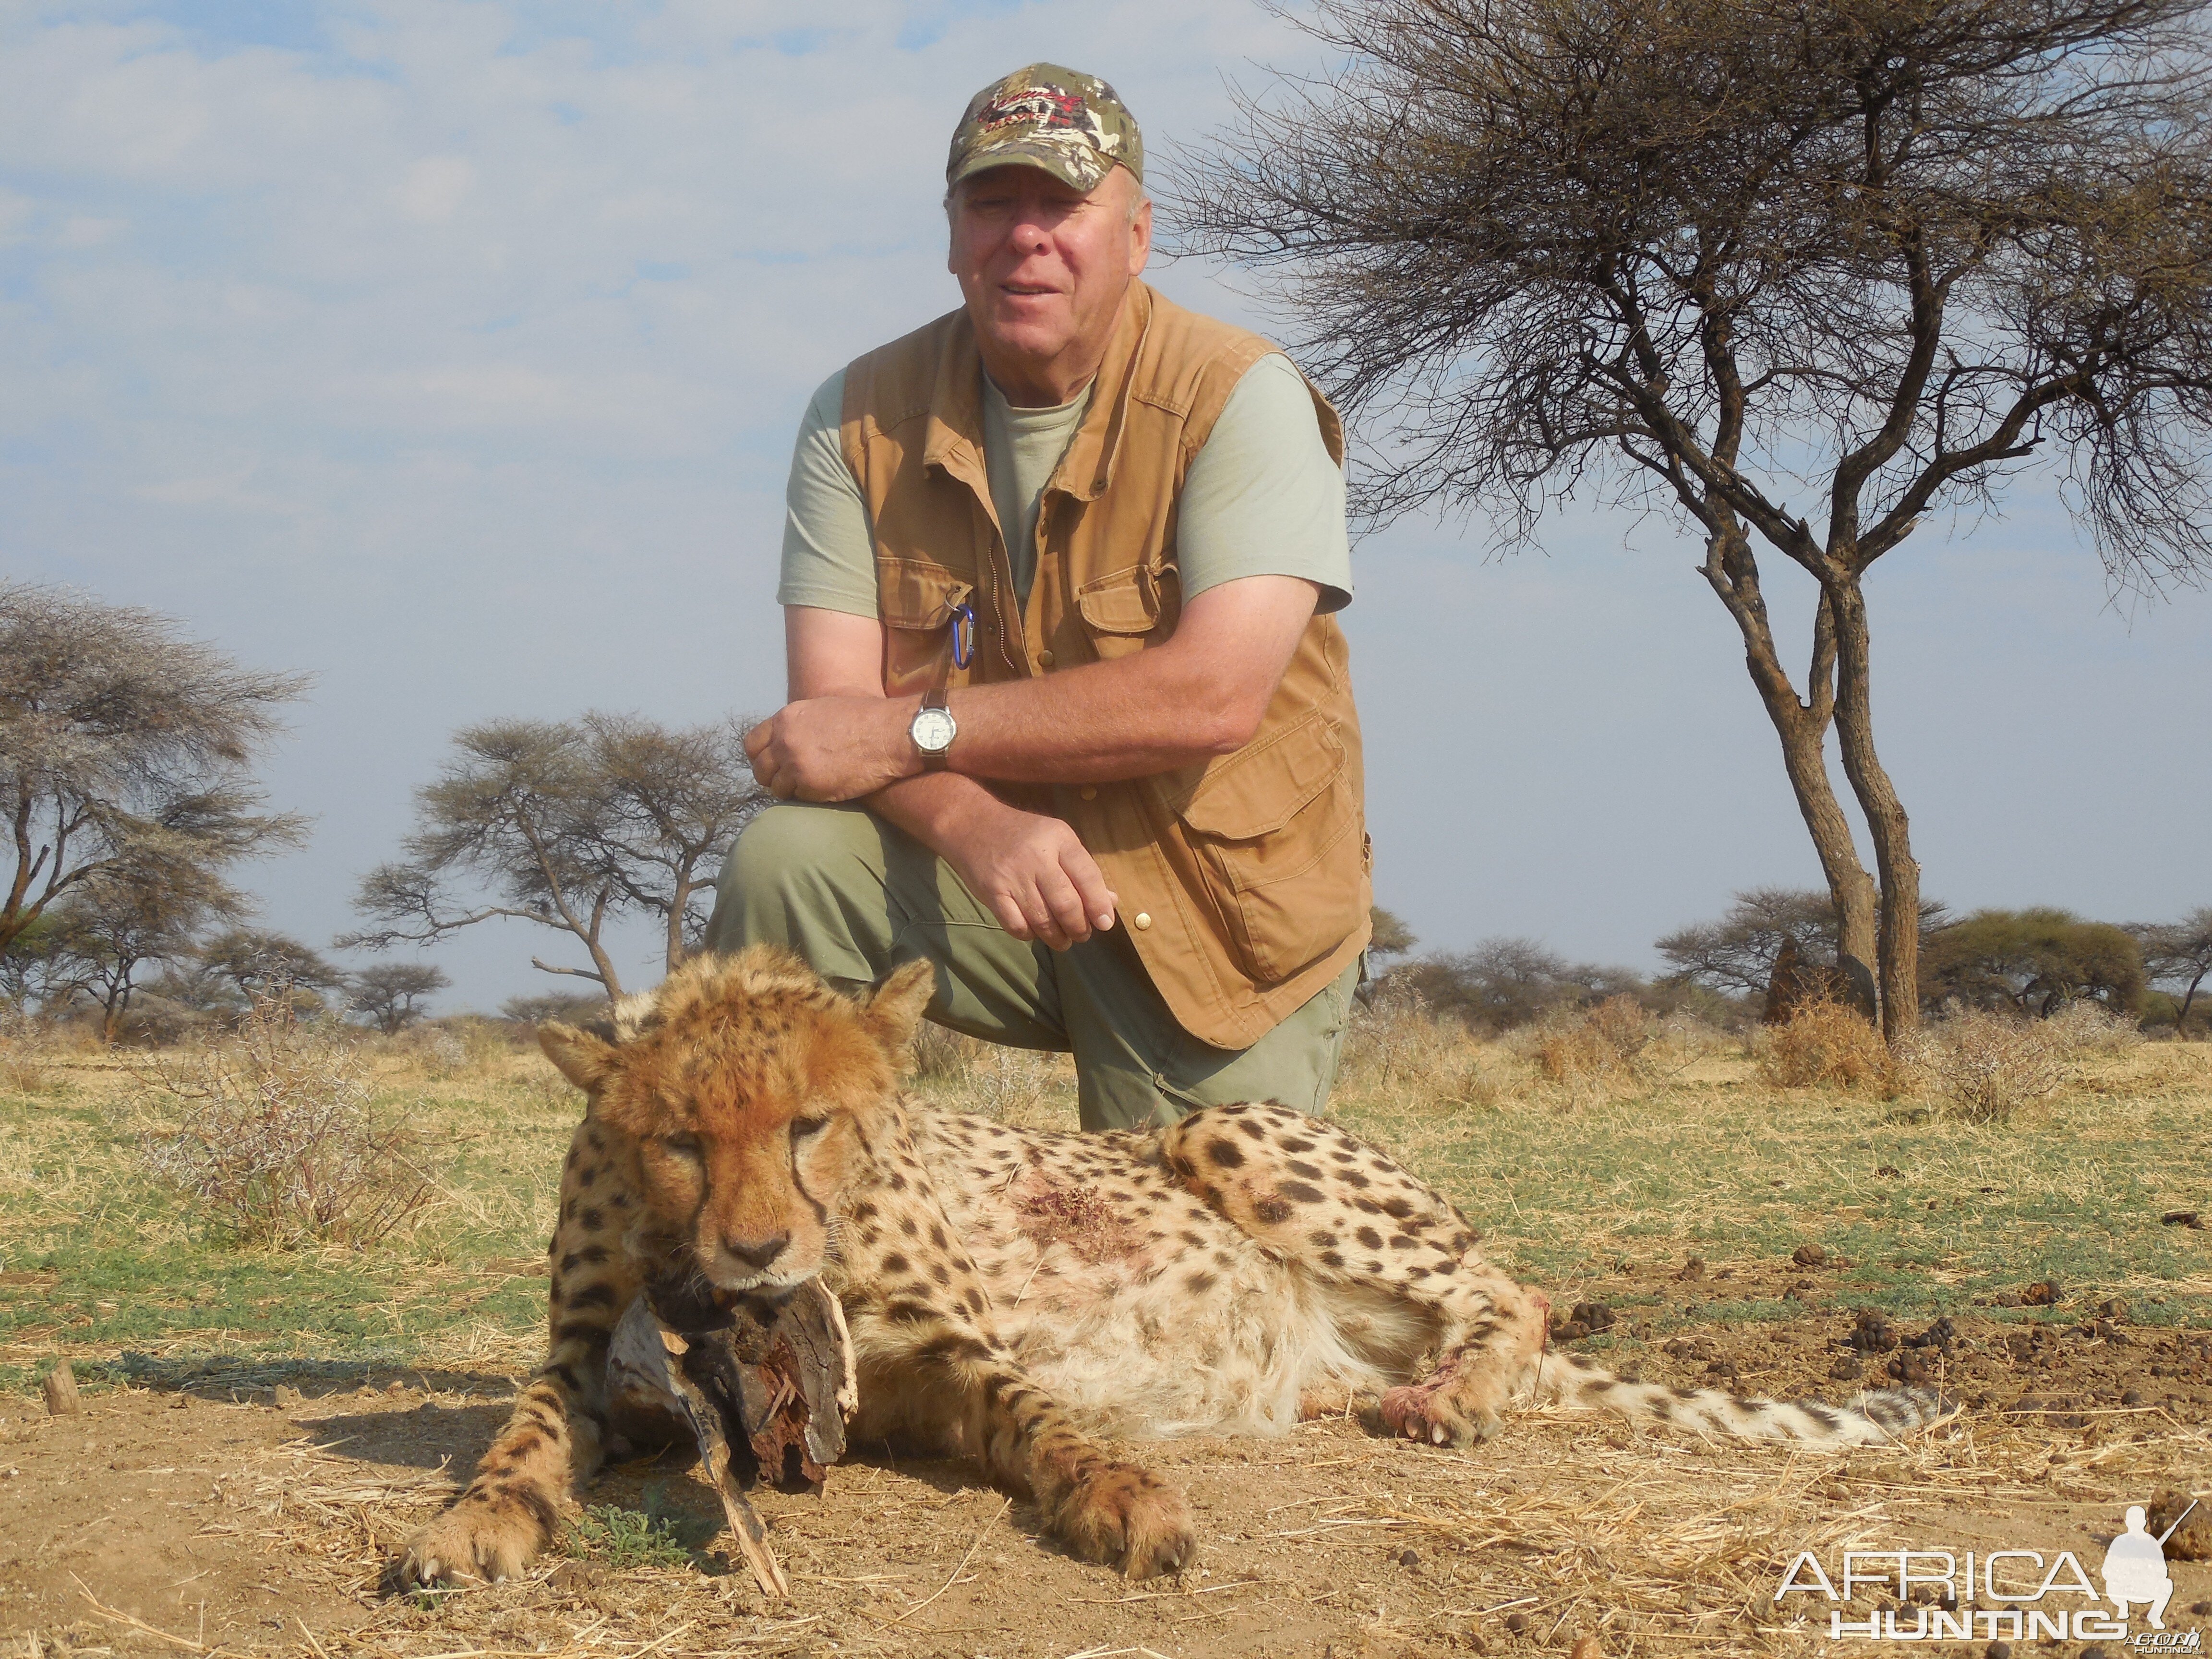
[41,1361,80,1417]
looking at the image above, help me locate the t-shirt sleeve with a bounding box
[776,368,880,618]
[1175,352,1353,613]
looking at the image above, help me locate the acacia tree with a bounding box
[1177,0,2212,1036]
[1657,888,1848,998]
[195,927,347,1007]
[1,583,306,959]
[50,861,249,1039]
[347,963,450,1034]
[582,713,765,975]
[1397,935,1647,1030]
[1920,906,2145,1013]
[2129,906,2212,1029]
[342,714,765,998]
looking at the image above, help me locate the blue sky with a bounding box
[5,0,2207,1011]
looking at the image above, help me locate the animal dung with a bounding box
[605,1275,857,1599]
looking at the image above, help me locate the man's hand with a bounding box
[746,695,915,801]
[936,791,1118,950]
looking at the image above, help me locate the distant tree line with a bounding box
[10,585,2204,1045]
[1371,893,2212,1037]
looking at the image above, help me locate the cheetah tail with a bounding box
[1533,1350,1956,1446]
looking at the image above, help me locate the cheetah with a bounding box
[399,946,1948,1587]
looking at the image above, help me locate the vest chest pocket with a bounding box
[1176,712,1364,987]
[1073,565,1161,662]
[877,559,974,696]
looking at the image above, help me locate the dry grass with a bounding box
[1897,1009,2086,1124]
[0,1054,48,1096]
[1337,986,1508,1110]
[131,996,437,1249]
[1529,995,1659,1085]
[1754,998,1896,1092]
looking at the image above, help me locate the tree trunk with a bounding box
[1699,533,1880,1016]
[1827,581,1922,1040]
[1759,684,1882,1019]
[665,868,694,975]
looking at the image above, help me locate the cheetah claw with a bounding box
[1374,1383,1496,1449]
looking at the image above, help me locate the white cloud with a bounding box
[392,155,475,223]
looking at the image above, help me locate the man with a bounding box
[709,63,1370,1131]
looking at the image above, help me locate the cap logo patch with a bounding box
[979,86,1090,134]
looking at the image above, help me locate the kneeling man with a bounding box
[712,63,1370,1131]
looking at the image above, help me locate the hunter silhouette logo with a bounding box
[2105,1500,2195,1631]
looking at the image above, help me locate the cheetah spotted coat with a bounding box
[399,948,1946,1587]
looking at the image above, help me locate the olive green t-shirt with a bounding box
[776,351,1353,618]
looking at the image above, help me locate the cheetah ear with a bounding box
[539,1022,620,1093]
[861,958,937,1056]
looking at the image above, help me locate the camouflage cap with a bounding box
[946,63,1142,194]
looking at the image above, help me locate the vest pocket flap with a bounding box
[1074,566,1159,635]
[878,560,974,629]
[1179,715,1345,842]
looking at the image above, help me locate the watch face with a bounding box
[912,706,957,753]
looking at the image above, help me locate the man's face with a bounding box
[947,164,1152,396]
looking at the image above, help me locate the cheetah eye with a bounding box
[788,1115,829,1142]
[661,1133,703,1158]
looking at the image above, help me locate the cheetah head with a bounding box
[536,945,936,1295]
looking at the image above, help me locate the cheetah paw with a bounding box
[398,1498,548,1588]
[1055,1462,1196,1580]
[1371,1383,1500,1450]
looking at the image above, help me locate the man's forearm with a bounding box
[944,649,1251,783]
[754,577,1317,803]
[864,770,1006,854]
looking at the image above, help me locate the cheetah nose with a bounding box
[723,1231,790,1271]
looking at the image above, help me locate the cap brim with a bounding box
[948,137,1118,194]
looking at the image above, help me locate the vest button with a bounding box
[1133,912,1153,931]
[1038,649,1056,668]
[1079,785,1097,801]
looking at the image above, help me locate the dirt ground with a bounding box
[5,1274,2207,1659]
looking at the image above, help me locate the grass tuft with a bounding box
[565,1484,718,1568]
[131,991,437,1249]
[1756,997,1895,1091]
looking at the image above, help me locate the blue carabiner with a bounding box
[950,601,975,670]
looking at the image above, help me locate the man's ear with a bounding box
[539,1022,620,1093]
[862,958,938,1055]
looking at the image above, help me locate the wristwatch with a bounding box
[910,690,957,771]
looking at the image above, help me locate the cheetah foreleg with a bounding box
[400,1116,642,1587]
[960,1362,1195,1580]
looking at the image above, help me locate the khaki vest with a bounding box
[839,280,1370,1049]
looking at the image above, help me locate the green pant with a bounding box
[704,802,1358,1131]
